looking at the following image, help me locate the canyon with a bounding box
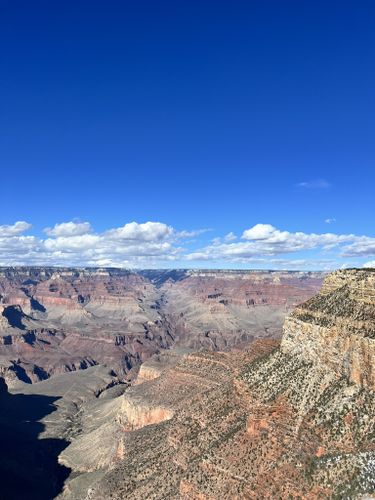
[0,267,322,386]
[3,268,374,498]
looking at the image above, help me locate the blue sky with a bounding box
[0,1,374,269]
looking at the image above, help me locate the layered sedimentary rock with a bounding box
[282,269,375,389]
[0,267,322,385]
[0,268,170,385]
[50,269,375,499]
[153,269,323,350]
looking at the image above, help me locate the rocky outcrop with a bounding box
[120,398,173,429]
[282,268,375,389]
[135,349,190,384]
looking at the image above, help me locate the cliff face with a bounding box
[60,269,375,500]
[282,269,375,389]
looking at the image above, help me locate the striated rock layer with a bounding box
[49,269,375,499]
[282,269,375,389]
[0,267,322,385]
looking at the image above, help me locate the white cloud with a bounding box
[186,223,375,265]
[0,220,189,267]
[363,261,375,268]
[325,218,336,224]
[297,179,331,189]
[0,219,374,269]
[177,228,211,238]
[105,221,173,242]
[44,221,92,237]
[0,221,32,236]
[224,232,237,242]
[44,234,100,251]
[341,237,375,257]
[242,224,275,240]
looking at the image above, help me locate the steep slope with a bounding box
[282,269,375,388]
[63,269,375,499]
[1,367,123,499]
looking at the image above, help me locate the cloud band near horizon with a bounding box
[0,220,374,270]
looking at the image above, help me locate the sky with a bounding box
[0,0,374,270]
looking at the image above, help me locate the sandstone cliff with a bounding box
[282,269,375,389]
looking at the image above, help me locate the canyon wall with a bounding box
[3,269,374,498]
[282,269,375,388]
[0,267,322,385]
[57,269,374,499]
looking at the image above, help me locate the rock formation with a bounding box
[282,269,375,389]
[44,268,375,499]
[0,267,322,385]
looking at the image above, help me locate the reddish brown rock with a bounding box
[66,270,375,500]
[0,267,322,384]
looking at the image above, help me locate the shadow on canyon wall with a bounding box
[0,382,71,500]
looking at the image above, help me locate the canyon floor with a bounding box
[4,268,375,498]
